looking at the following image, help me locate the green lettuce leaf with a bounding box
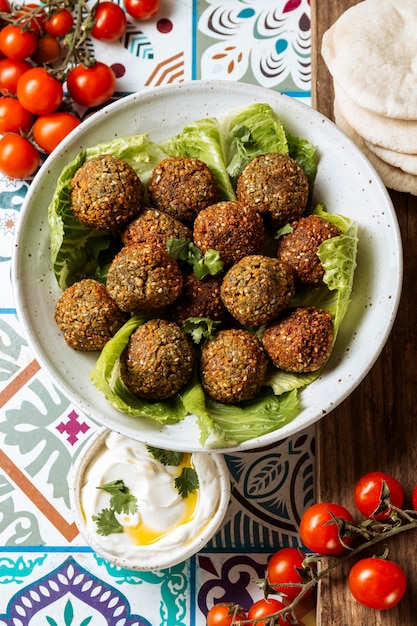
[222,102,289,183]
[89,315,188,424]
[48,134,166,290]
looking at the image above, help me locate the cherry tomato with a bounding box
[17,67,63,115]
[66,61,115,107]
[33,111,80,154]
[348,558,406,610]
[16,3,46,35]
[206,603,246,626]
[91,2,127,42]
[0,0,11,12]
[0,24,38,61]
[31,35,61,65]
[44,8,74,38]
[0,58,31,95]
[124,0,160,20]
[299,502,355,556]
[0,96,34,134]
[267,547,312,601]
[247,598,286,626]
[0,133,40,179]
[412,484,417,510]
[354,471,404,520]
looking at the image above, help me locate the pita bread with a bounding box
[334,83,417,154]
[322,0,417,120]
[334,102,417,195]
[365,142,417,176]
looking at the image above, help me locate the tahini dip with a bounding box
[79,431,224,563]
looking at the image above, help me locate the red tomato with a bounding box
[354,471,404,520]
[66,61,115,107]
[0,0,11,12]
[124,0,160,20]
[206,603,246,626]
[91,2,127,42]
[16,3,46,35]
[0,133,40,179]
[44,8,74,38]
[0,58,31,95]
[247,598,286,626]
[31,35,61,65]
[33,112,80,153]
[17,67,63,115]
[267,547,312,601]
[0,24,38,61]
[0,96,34,134]
[299,502,355,556]
[348,558,406,610]
[412,484,417,510]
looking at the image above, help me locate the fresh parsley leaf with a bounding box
[189,245,223,279]
[146,446,184,466]
[182,317,221,344]
[175,467,199,499]
[98,480,138,514]
[92,508,123,536]
[166,237,191,261]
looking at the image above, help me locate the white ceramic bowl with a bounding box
[12,80,402,452]
[69,427,230,570]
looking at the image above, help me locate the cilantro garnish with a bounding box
[167,238,223,279]
[92,507,123,536]
[175,467,199,499]
[182,317,221,344]
[92,480,138,536]
[146,447,184,466]
[147,447,199,499]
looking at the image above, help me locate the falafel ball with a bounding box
[220,255,295,327]
[106,243,183,313]
[193,201,265,267]
[262,306,333,372]
[276,214,342,286]
[236,153,309,228]
[70,154,144,230]
[147,156,218,223]
[54,278,128,351]
[200,329,268,403]
[170,273,228,326]
[121,208,192,248]
[120,318,194,400]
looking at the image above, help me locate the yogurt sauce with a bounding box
[80,431,223,561]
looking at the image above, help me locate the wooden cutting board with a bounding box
[312,1,417,624]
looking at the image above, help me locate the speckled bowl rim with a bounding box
[69,427,231,570]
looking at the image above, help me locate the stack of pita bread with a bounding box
[321,0,417,195]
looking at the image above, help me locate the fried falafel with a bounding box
[200,329,268,403]
[70,154,144,230]
[121,208,192,248]
[236,153,309,228]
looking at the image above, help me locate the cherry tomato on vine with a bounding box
[0,96,34,134]
[0,0,11,19]
[247,598,286,626]
[0,24,38,61]
[0,133,40,179]
[0,58,31,95]
[66,61,115,107]
[16,3,46,35]
[17,67,63,115]
[124,0,160,20]
[299,502,355,556]
[267,547,313,601]
[91,2,127,42]
[31,35,61,65]
[33,111,80,154]
[348,558,406,610]
[44,8,74,38]
[206,603,246,626]
[353,471,404,520]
